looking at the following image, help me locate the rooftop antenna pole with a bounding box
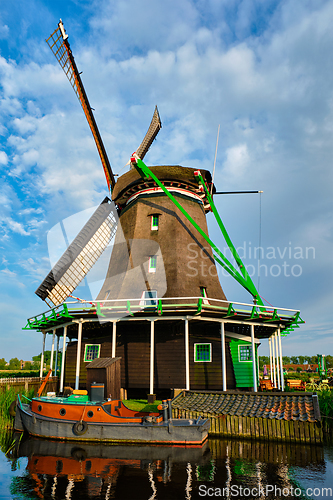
[211,124,220,194]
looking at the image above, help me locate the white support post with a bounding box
[54,334,60,377]
[112,322,117,358]
[269,337,273,384]
[50,329,56,370]
[278,328,284,391]
[250,324,257,392]
[185,319,190,391]
[59,326,67,393]
[271,333,276,388]
[149,320,155,395]
[275,332,281,390]
[75,322,83,390]
[40,332,46,378]
[221,322,227,391]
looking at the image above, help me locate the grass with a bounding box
[0,387,35,430]
[123,399,162,412]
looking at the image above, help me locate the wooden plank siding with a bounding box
[64,320,236,391]
[170,409,323,443]
[229,338,258,389]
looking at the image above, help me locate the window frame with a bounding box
[84,344,101,362]
[200,286,210,305]
[140,290,158,307]
[148,255,157,273]
[194,343,212,363]
[238,344,253,362]
[151,214,159,231]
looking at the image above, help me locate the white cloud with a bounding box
[0,151,8,165]
[4,217,30,236]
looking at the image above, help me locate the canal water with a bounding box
[1,430,333,499]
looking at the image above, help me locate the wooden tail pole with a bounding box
[37,369,52,397]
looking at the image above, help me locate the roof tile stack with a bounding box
[172,391,321,422]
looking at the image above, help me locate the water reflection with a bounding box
[6,433,328,500]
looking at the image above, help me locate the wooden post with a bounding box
[59,326,67,393]
[221,322,227,391]
[54,334,60,377]
[269,337,273,384]
[149,320,155,396]
[75,321,83,390]
[40,332,46,378]
[251,324,257,392]
[185,318,190,391]
[278,328,284,391]
[50,329,56,371]
[112,321,117,358]
[275,332,281,390]
[271,333,277,388]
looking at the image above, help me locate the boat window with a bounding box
[194,343,212,362]
[59,408,66,416]
[239,345,253,362]
[87,410,94,418]
[84,344,101,362]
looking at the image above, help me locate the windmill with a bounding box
[29,21,303,397]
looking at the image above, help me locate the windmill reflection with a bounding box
[10,435,325,500]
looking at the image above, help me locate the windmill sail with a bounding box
[35,198,118,307]
[135,106,162,160]
[46,21,115,191]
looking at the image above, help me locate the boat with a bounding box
[13,377,209,445]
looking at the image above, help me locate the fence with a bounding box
[0,376,58,395]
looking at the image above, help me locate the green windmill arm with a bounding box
[194,170,264,307]
[131,156,264,308]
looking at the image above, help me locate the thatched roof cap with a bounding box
[112,165,212,202]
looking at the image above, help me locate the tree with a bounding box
[282,356,290,365]
[326,355,333,368]
[0,358,7,370]
[8,358,20,370]
[298,356,305,365]
[32,350,62,372]
[290,356,298,364]
[23,361,32,371]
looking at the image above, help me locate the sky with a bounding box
[0,0,333,360]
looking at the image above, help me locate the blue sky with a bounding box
[1,0,333,360]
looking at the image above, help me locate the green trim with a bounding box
[84,344,101,362]
[194,343,212,362]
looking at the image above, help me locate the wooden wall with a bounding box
[64,320,236,391]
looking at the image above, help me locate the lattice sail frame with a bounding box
[136,106,162,160]
[46,21,115,191]
[35,198,118,307]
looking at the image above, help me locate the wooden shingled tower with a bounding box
[30,21,304,399]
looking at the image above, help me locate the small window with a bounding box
[194,343,212,362]
[200,287,209,305]
[151,215,159,230]
[84,344,101,362]
[148,256,157,273]
[239,345,252,362]
[141,290,158,307]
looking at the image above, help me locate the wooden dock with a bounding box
[172,390,323,444]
